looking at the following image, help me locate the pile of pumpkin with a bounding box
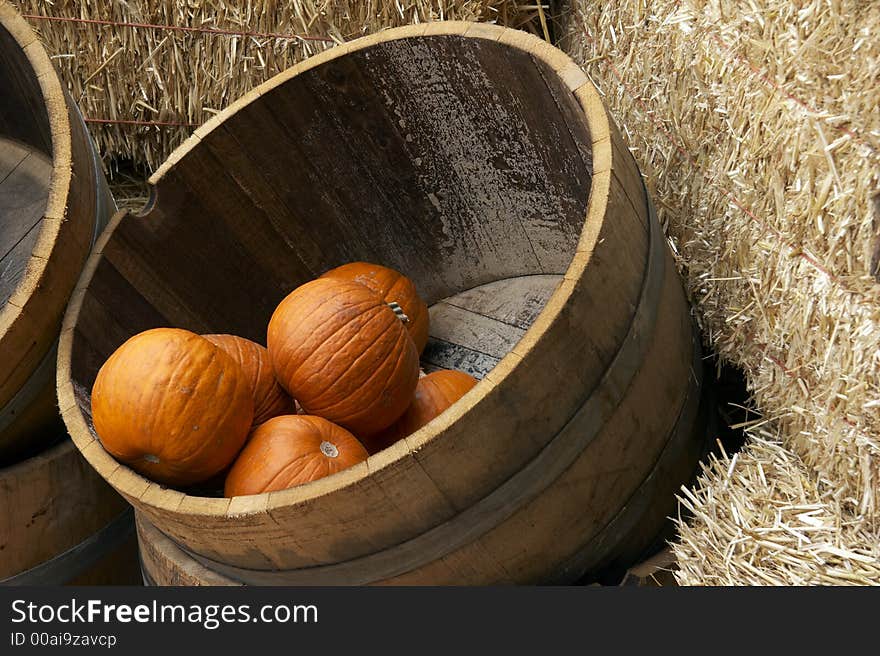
[90,263,477,497]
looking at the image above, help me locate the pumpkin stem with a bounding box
[388,301,409,324]
[320,441,339,458]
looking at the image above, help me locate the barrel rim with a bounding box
[0,3,76,399]
[57,21,613,520]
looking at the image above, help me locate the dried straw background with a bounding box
[17,1,544,177]
[560,0,880,584]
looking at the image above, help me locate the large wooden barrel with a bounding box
[0,439,139,585]
[59,22,711,585]
[0,2,114,464]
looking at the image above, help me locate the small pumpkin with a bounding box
[224,415,369,497]
[91,328,254,487]
[320,262,430,354]
[363,369,478,454]
[202,333,295,426]
[267,277,420,437]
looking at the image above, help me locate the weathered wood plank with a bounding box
[434,274,561,329]
[0,140,51,306]
[0,440,133,583]
[421,339,500,380]
[419,275,560,378]
[0,143,50,255]
[0,24,52,154]
[429,301,526,359]
[0,220,40,307]
[0,137,29,182]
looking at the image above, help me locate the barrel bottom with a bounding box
[422,274,562,379]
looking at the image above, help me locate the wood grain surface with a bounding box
[0,3,110,462]
[59,22,708,584]
[0,439,139,584]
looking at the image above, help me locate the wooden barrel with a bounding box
[59,22,710,585]
[0,439,140,585]
[137,514,682,587]
[0,2,114,464]
[0,4,136,586]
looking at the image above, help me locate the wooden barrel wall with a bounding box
[0,440,139,585]
[0,3,137,586]
[0,1,113,464]
[59,22,710,585]
[136,514,682,587]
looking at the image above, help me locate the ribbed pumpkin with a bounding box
[364,369,478,454]
[267,277,420,437]
[202,334,295,426]
[224,415,369,497]
[320,262,430,354]
[90,328,254,487]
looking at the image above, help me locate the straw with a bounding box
[673,429,880,586]
[19,1,544,174]
[560,0,880,585]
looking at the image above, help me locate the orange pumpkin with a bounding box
[224,415,369,497]
[320,262,430,354]
[364,369,478,453]
[202,334,295,426]
[267,277,420,437]
[91,328,254,487]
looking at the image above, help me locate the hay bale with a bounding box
[18,1,542,173]
[559,0,879,584]
[675,430,880,586]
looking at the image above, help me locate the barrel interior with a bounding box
[0,23,52,315]
[71,34,594,439]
